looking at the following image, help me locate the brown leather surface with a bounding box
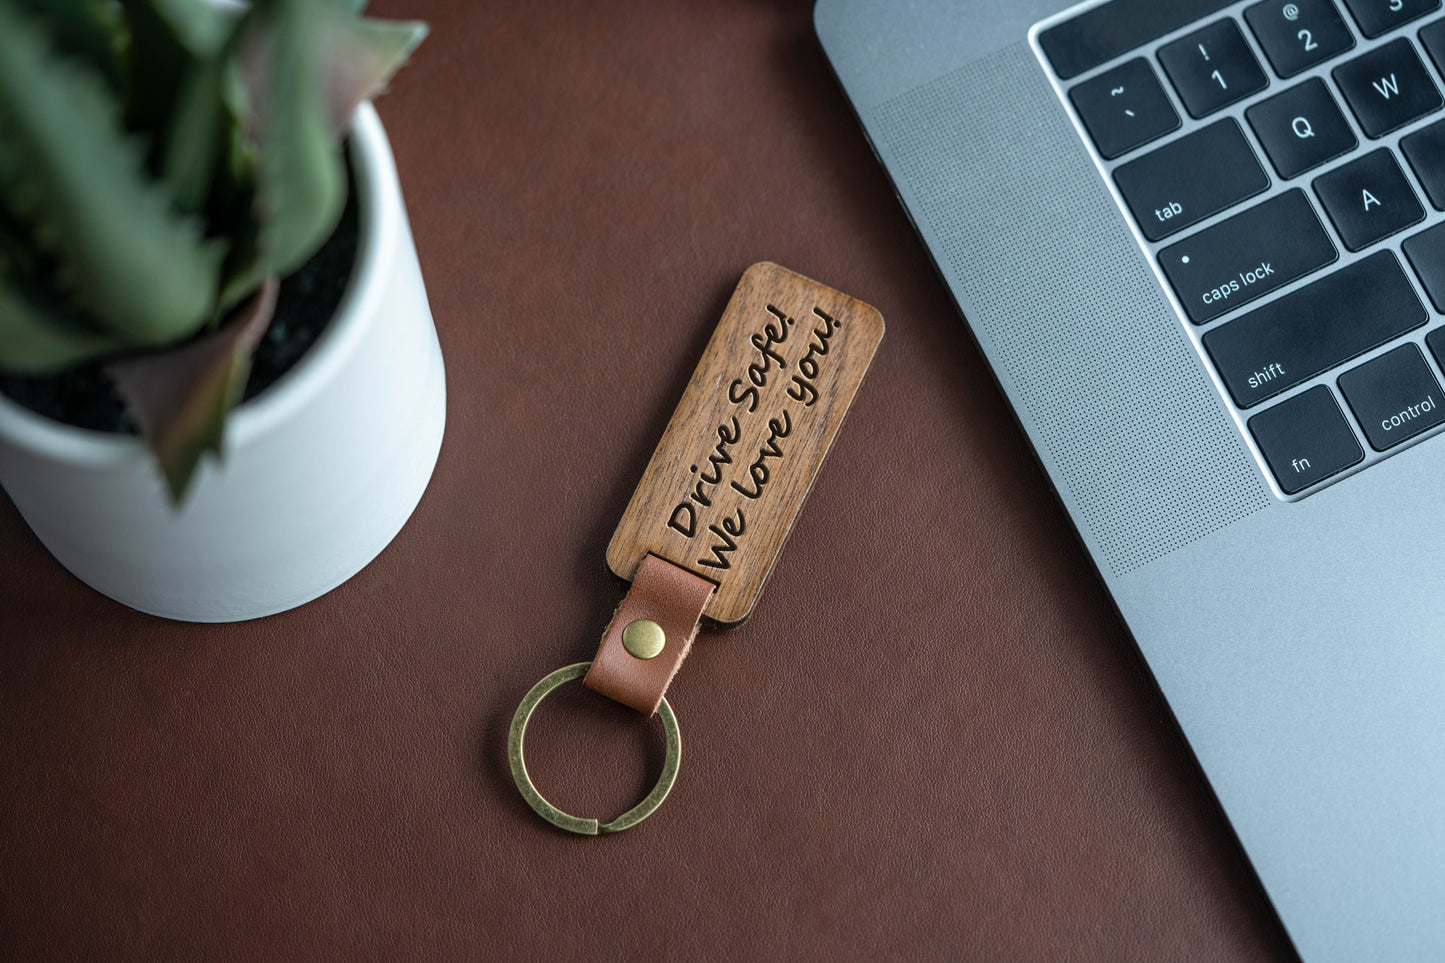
[0,1,1296,960]
[585,553,714,714]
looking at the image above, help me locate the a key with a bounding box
[1333,38,1442,137]
[1069,59,1180,159]
[1313,148,1423,250]
[1158,18,1269,117]
[1338,0,1440,38]
[1245,78,1357,178]
[1247,386,1363,493]
[1202,251,1426,407]
[1401,221,1445,309]
[1158,190,1336,324]
[1337,343,1445,450]
[1245,0,1355,78]
[1113,119,1270,241]
[1400,118,1445,209]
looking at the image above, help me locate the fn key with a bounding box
[1248,386,1363,494]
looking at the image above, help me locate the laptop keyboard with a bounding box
[1034,0,1445,497]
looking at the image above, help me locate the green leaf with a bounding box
[162,46,231,215]
[117,0,230,149]
[106,278,278,503]
[0,205,38,279]
[227,0,424,296]
[8,0,124,89]
[0,270,123,374]
[136,0,231,56]
[322,17,428,133]
[0,2,225,349]
[237,0,346,282]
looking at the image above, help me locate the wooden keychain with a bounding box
[508,262,884,834]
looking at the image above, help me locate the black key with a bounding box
[1069,59,1180,160]
[1114,120,1270,241]
[1333,38,1442,137]
[1337,343,1445,449]
[1425,326,1445,370]
[1245,0,1355,77]
[1401,221,1445,309]
[1158,19,1270,117]
[1420,18,1445,74]
[1248,386,1363,493]
[1159,190,1337,323]
[1040,0,1238,80]
[1246,79,1357,178]
[1203,251,1427,407]
[1400,118,1445,209]
[1313,148,1424,250]
[1339,0,1439,38]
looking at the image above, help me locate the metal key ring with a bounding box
[507,662,681,835]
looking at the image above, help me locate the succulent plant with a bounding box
[0,0,426,500]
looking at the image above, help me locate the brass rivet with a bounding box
[622,619,666,660]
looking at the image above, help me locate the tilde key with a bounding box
[507,263,884,834]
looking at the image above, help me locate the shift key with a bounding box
[1203,251,1426,408]
[1114,119,1269,241]
[1159,190,1336,324]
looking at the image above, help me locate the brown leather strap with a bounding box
[584,554,715,715]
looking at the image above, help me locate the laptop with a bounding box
[815,0,1445,958]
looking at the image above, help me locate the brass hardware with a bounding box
[621,618,666,660]
[508,662,681,835]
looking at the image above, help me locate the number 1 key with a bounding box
[1159,18,1269,117]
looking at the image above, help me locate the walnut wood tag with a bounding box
[607,262,884,625]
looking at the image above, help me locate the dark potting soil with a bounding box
[0,185,361,434]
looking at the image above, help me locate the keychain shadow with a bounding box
[576,278,738,615]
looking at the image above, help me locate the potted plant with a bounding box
[0,0,445,622]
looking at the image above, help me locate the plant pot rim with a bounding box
[0,102,397,465]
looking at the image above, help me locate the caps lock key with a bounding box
[1159,189,1336,324]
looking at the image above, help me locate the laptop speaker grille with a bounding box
[870,43,1270,576]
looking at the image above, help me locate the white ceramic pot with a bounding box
[0,104,446,622]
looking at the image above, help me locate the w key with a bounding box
[1333,38,1442,137]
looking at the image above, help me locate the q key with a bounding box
[1246,78,1356,179]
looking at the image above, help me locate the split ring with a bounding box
[507,662,681,835]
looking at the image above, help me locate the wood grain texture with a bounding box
[607,262,884,624]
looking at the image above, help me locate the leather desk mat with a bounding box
[0,1,1295,959]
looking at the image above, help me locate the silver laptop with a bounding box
[816,0,1445,958]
